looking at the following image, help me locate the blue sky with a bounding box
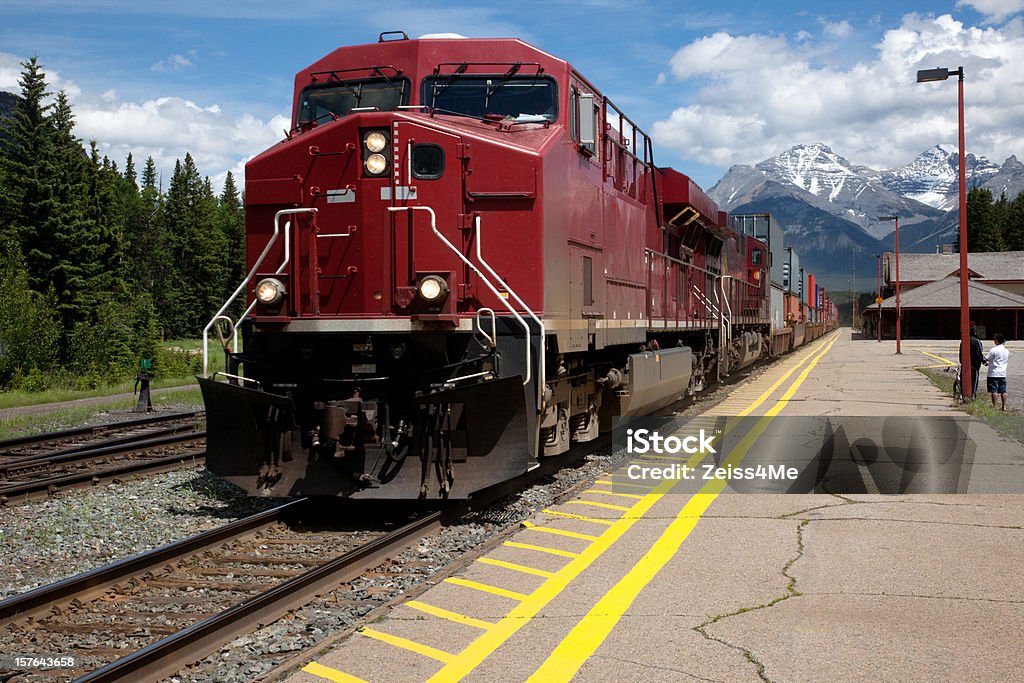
[3,0,1023,191]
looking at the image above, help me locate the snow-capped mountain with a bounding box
[881,145,1000,210]
[706,142,1024,288]
[710,143,944,239]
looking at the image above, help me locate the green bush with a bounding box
[154,345,203,379]
[0,250,62,388]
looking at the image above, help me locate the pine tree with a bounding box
[123,152,137,189]
[163,155,229,335]
[1005,192,1024,251]
[0,247,61,386]
[216,171,246,313]
[46,92,98,358]
[966,187,1004,252]
[0,57,54,269]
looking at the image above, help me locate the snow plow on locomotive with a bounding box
[198,33,837,500]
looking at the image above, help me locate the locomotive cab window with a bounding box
[412,144,445,180]
[421,74,557,123]
[297,77,409,126]
[751,249,763,265]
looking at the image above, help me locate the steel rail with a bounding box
[1,429,204,473]
[74,511,444,683]
[0,411,203,452]
[0,499,308,622]
[0,434,207,503]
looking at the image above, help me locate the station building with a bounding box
[861,251,1024,340]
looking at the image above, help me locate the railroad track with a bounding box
[0,436,598,682]
[0,499,440,682]
[0,411,203,459]
[0,414,206,505]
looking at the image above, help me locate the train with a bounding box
[198,32,837,501]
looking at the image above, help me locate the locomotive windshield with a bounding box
[296,77,409,125]
[421,74,557,123]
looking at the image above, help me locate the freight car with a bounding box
[199,32,836,500]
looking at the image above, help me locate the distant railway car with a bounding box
[199,32,836,501]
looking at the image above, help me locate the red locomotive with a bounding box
[199,32,836,500]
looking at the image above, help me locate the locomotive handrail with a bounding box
[720,274,729,376]
[387,206,537,399]
[475,308,497,349]
[202,208,316,378]
[474,215,546,412]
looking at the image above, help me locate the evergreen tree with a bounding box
[126,156,173,339]
[1005,192,1024,251]
[123,152,137,189]
[163,155,228,336]
[966,187,1004,252]
[0,247,61,387]
[0,57,54,270]
[216,171,246,313]
[44,90,98,359]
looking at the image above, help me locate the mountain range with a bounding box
[708,143,1024,290]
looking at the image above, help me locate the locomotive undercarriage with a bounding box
[199,328,532,500]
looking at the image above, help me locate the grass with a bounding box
[0,337,227,410]
[0,375,199,410]
[919,367,1024,445]
[0,387,205,441]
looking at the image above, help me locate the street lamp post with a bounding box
[879,216,901,354]
[917,66,970,399]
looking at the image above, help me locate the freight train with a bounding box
[198,32,837,500]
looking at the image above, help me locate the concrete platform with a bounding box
[286,329,1024,682]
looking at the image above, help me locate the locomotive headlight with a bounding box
[256,277,286,305]
[418,275,448,302]
[365,153,388,175]
[364,130,388,153]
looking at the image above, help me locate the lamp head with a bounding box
[917,68,951,82]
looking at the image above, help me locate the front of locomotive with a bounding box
[199,36,561,500]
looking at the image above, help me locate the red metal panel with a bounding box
[660,167,720,224]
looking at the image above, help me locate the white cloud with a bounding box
[957,0,1024,23]
[822,19,853,38]
[74,94,288,192]
[652,13,1024,176]
[0,51,80,97]
[2,50,285,193]
[150,53,195,72]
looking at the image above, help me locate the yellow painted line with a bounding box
[918,350,955,366]
[444,577,529,601]
[522,521,599,541]
[527,334,839,682]
[478,557,557,578]
[302,662,368,683]
[425,464,699,682]
[583,489,646,500]
[503,541,581,558]
[358,627,455,663]
[421,332,840,683]
[594,479,655,490]
[540,509,615,525]
[564,500,633,512]
[405,600,496,630]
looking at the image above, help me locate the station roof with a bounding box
[896,251,1024,283]
[874,275,1024,310]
